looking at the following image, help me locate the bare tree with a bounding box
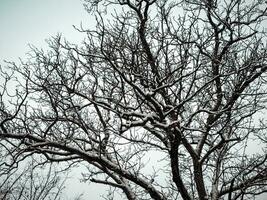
[0,0,267,199]
[0,154,66,200]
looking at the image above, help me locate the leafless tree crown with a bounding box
[0,0,267,199]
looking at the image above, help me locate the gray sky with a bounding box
[0,0,89,62]
[0,1,266,200]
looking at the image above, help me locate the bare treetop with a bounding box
[0,0,267,199]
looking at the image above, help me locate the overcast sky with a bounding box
[0,0,90,62]
[0,1,266,200]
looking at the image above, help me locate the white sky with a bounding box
[0,0,90,62]
[0,0,266,200]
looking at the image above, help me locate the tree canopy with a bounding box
[0,0,267,199]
